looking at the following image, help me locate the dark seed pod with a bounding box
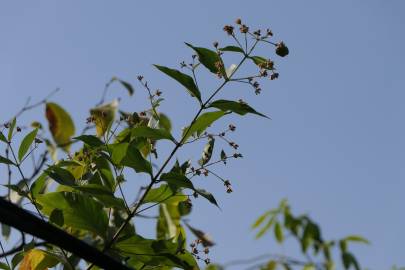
[275,41,289,57]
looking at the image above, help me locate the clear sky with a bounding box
[1,1,404,269]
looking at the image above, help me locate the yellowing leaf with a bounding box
[45,103,75,150]
[19,249,60,270]
[90,100,118,137]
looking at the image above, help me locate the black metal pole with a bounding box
[0,197,132,270]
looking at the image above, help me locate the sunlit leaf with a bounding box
[90,100,118,137]
[18,249,60,270]
[198,137,215,166]
[225,64,237,78]
[45,103,75,150]
[154,65,201,102]
[18,128,38,161]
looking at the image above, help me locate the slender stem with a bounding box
[231,34,245,53]
[0,240,11,269]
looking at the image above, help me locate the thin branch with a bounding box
[0,240,11,269]
[2,88,60,126]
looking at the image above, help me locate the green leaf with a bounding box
[131,126,175,142]
[0,262,10,270]
[18,128,38,161]
[249,56,274,70]
[154,65,201,102]
[112,77,134,96]
[109,142,129,165]
[159,204,178,239]
[115,236,199,270]
[0,155,15,165]
[264,261,277,270]
[185,43,225,77]
[342,252,360,270]
[121,141,152,175]
[0,132,7,143]
[209,99,269,118]
[160,172,195,191]
[37,191,109,237]
[11,252,24,270]
[158,113,172,132]
[344,235,370,244]
[303,264,316,270]
[178,200,192,216]
[220,149,227,161]
[45,166,75,186]
[143,185,187,204]
[45,103,75,150]
[252,211,271,229]
[255,216,276,239]
[198,137,215,165]
[274,221,284,243]
[195,188,219,208]
[220,46,244,54]
[73,135,104,147]
[8,118,16,141]
[73,184,127,209]
[31,173,49,198]
[49,209,64,227]
[182,111,227,141]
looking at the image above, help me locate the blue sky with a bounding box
[1,1,404,269]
